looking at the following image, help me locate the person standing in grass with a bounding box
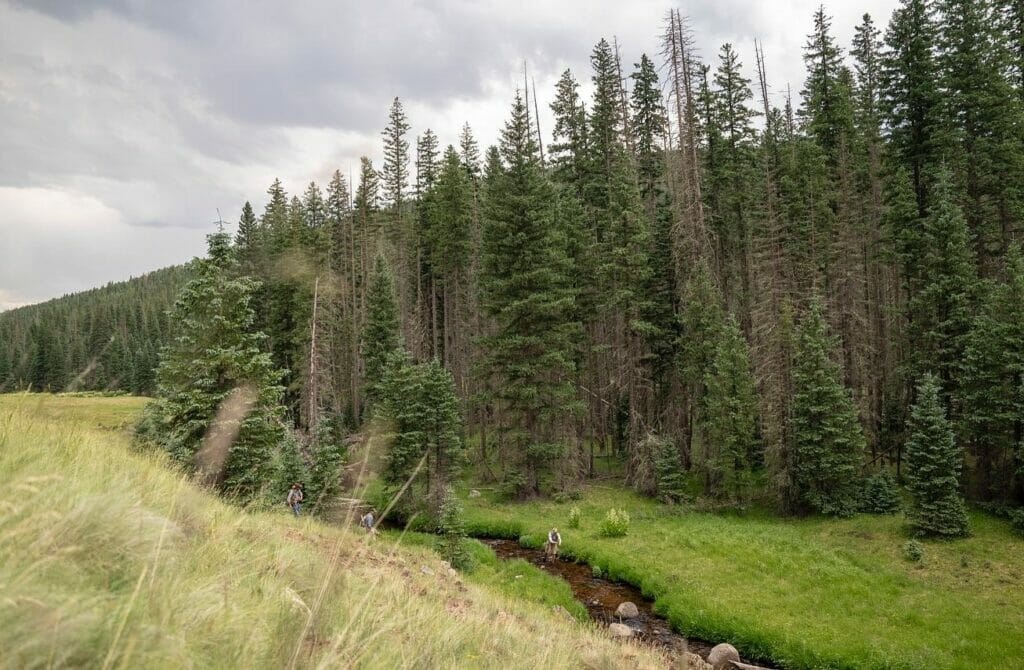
[287,483,304,516]
[360,508,377,534]
[545,527,562,561]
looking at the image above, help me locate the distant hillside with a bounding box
[0,265,191,394]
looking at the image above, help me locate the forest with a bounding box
[5,0,1024,524]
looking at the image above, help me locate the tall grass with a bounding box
[0,397,667,669]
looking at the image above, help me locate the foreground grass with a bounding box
[464,486,1024,670]
[0,397,668,670]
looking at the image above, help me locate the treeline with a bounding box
[0,266,190,395]
[18,2,1024,515]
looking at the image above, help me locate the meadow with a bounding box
[0,394,666,669]
[463,486,1024,670]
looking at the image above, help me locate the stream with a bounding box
[481,538,777,668]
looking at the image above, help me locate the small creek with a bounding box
[481,538,779,668]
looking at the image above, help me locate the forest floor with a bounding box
[0,393,670,669]
[461,485,1024,670]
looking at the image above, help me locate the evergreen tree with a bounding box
[906,168,978,397]
[234,201,260,272]
[459,122,482,181]
[789,302,865,516]
[630,53,666,199]
[905,374,970,536]
[381,97,411,211]
[437,486,472,570]
[143,231,285,501]
[882,0,941,214]
[480,93,582,496]
[701,316,759,503]
[361,255,402,407]
[800,7,854,161]
[549,69,589,189]
[308,413,349,515]
[380,358,464,517]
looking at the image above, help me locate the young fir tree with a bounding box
[361,254,402,407]
[700,316,759,503]
[380,357,464,518]
[307,413,348,515]
[273,429,310,502]
[789,302,865,516]
[630,53,667,200]
[145,231,285,501]
[234,201,260,273]
[905,374,970,536]
[437,486,472,571]
[480,93,582,496]
[652,435,687,503]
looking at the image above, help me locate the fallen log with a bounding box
[728,661,775,670]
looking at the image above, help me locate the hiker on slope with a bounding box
[287,482,304,517]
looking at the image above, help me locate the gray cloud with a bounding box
[0,0,898,310]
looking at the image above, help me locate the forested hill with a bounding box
[0,265,191,395]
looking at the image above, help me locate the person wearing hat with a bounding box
[287,482,304,516]
[545,527,562,561]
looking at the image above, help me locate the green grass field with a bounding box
[0,394,667,669]
[463,486,1024,670]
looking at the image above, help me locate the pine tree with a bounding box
[701,316,759,503]
[906,168,978,397]
[234,201,260,272]
[458,122,482,181]
[380,358,464,518]
[308,413,349,515]
[630,53,666,199]
[789,302,865,516]
[882,0,941,215]
[800,7,854,161]
[361,254,402,407]
[381,97,411,211]
[549,69,589,189]
[144,231,285,501]
[905,374,970,536]
[961,244,1024,501]
[480,93,582,496]
[437,486,472,570]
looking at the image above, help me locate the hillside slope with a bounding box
[0,396,668,669]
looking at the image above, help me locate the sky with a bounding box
[0,0,900,311]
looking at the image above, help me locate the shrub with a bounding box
[599,508,630,538]
[567,506,582,529]
[860,470,902,514]
[904,539,924,562]
[1010,508,1024,538]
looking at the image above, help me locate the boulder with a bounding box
[608,622,634,638]
[468,489,481,498]
[615,601,640,618]
[420,565,434,576]
[707,643,740,670]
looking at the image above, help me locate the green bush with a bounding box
[567,506,582,529]
[599,508,630,538]
[1010,508,1024,538]
[860,470,902,514]
[904,539,924,562]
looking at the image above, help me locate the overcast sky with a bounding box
[0,0,900,311]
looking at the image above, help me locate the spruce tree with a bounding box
[234,201,260,272]
[630,53,666,199]
[361,254,402,407]
[480,93,582,496]
[905,374,970,536]
[145,231,285,501]
[701,316,759,503]
[308,413,349,515]
[789,302,865,516]
[800,7,854,161]
[381,97,411,211]
[549,68,588,189]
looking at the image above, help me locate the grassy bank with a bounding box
[0,395,667,669]
[463,486,1024,670]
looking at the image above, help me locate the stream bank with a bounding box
[480,538,777,669]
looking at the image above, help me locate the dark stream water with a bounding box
[481,538,719,660]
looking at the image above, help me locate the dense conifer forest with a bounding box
[6,1,1024,514]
